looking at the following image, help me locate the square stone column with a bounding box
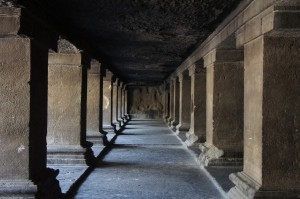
[117,81,124,127]
[185,64,206,146]
[86,60,104,145]
[103,70,114,131]
[47,39,91,165]
[163,82,170,123]
[167,78,175,126]
[122,84,128,121]
[0,26,40,199]
[199,49,244,166]
[111,77,119,131]
[170,78,180,131]
[124,89,130,120]
[0,5,61,198]
[176,71,191,134]
[228,32,300,198]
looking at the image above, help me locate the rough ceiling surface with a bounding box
[19,0,241,85]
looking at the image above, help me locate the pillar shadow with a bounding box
[64,118,130,199]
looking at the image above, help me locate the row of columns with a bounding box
[163,2,300,198]
[0,5,130,198]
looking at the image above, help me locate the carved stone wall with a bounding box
[128,86,164,119]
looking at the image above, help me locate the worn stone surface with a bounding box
[128,86,164,119]
[0,37,31,181]
[47,60,83,146]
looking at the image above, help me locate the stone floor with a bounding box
[52,119,241,199]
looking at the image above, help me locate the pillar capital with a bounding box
[0,3,21,35]
[203,48,243,68]
[88,59,101,74]
[104,70,113,81]
[48,39,84,67]
[188,63,205,76]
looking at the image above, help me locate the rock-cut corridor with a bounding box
[60,119,226,199]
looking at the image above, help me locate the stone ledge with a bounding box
[0,180,36,198]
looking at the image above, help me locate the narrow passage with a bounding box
[74,119,225,199]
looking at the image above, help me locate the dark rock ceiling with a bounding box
[20,0,241,85]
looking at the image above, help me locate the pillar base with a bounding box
[0,180,37,198]
[199,144,243,166]
[170,120,179,132]
[87,132,104,145]
[103,125,115,131]
[47,145,88,165]
[167,117,173,127]
[118,118,124,128]
[199,143,223,166]
[184,131,199,146]
[228,172,300,199]
[175,124,190,135]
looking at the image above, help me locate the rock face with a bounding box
[128,86,164,119]
[19,0,241,85]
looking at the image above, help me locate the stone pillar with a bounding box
[124,89,130,120]
[167,78,175,126]
[47,39,90,165]
[86,60,103,145]
[170,78,180,131]
[228,33,300,199]
[103,70,114,132]
[111,77,119,131]
[185,63,206,146]
[117,81,124,127]
[0,4,62,198]
[163,82,170,123]
[121,84,127,123]
[228,3,300,197]
[176,71,191,135]
[198,49,244,166]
